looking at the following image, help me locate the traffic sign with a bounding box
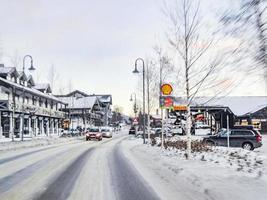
[161,84,173,95]
[160,96,174,108]
[173,105,187,111]
[133,118,138,125]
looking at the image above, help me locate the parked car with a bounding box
[85,127,103,141]
[101,127,113,138]
[203,128,262,150]
[70,128,80,136]
[129,126,136,135]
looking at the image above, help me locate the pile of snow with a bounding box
[149,137,264,177]
[0,136,83,151]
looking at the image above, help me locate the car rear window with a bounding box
[90,128,99,132]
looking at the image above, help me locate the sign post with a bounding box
[160,83,173,148]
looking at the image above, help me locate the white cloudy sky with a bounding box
[0,0,266,115]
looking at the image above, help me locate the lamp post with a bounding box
[21,55,35,141]
[130,93,137,118]
[133,58,146,144]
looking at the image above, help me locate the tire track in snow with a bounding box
[34,147,95,200]
[0,139,84,165]
[110,144,160,200]
[0,145,80,194]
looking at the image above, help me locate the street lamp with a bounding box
[130,93,137,118]
[21,55,35,141]
[133,58,146,144]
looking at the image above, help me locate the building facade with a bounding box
[56,90,112,128]
[0,64,67,139]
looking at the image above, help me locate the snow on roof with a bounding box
[92,95,112,104]
[34,83,50,90]
[0,65,19,77]
[0,66,15,74]
[58,96,99,109]
[0,77,66,104]
[27,75,35,86]
[34,83,52,93]
[175,96,267,116]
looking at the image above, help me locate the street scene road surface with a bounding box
[0,129,267,200]
[0,130,160,200]
[0,0,267,200]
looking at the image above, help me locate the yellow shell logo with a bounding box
[161,84,173,95]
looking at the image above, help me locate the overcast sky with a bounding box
[0,0,266,115]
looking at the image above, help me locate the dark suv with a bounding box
[129,126,136,135]
[203,127,262,150]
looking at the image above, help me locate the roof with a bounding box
[175,96,267,116]
[73,96,99,109]
[18,71,28,81]
[34,83,52,93]
[90,94,112,104]
[56,90,89,98]
[0,77,67,104]
[27,75,35,86]
[0,66,19,77]
[59,96,100,109]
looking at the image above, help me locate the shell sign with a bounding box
[161,84,173,95]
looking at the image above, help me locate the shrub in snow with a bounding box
[150,135,212,153]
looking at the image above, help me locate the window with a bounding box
[231,130,254,136]
[51,102,54,109]
[45,100,48,108]
[15,95,19,102]
[39,99,42,107]
[32,96,36,105]
[25,97,29,104]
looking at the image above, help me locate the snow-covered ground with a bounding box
[120,134,267,200]
[0,136,84,151]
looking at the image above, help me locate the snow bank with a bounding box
[121,137,267,200]
[149,136,265,178]
[0,136,83,151]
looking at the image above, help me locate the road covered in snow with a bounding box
[0,130,266,200]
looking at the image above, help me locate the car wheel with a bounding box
[242,142,254,151]
[86,138,89,141]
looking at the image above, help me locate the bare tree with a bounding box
[162,0,238,158]
[0,36,3,63]
[68,79,73,93]
[47,64,59,92]
[136,47,174,114]
[221,0,267,89]
[9,50,21,69]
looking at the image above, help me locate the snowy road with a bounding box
[0,131,266,200]
[0,131,159,200]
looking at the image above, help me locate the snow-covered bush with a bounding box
[150,135,211,153]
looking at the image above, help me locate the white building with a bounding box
[0,64,67,139]
[56,90,112,128]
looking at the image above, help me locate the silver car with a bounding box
[101,127,113,138]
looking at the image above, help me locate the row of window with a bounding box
[6,92,65,110]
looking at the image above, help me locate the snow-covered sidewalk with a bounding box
[121,136,267,200]
[0,136,84,151]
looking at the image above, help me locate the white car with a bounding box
[101,127,113,138]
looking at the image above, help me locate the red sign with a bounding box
[164,97,173,107]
